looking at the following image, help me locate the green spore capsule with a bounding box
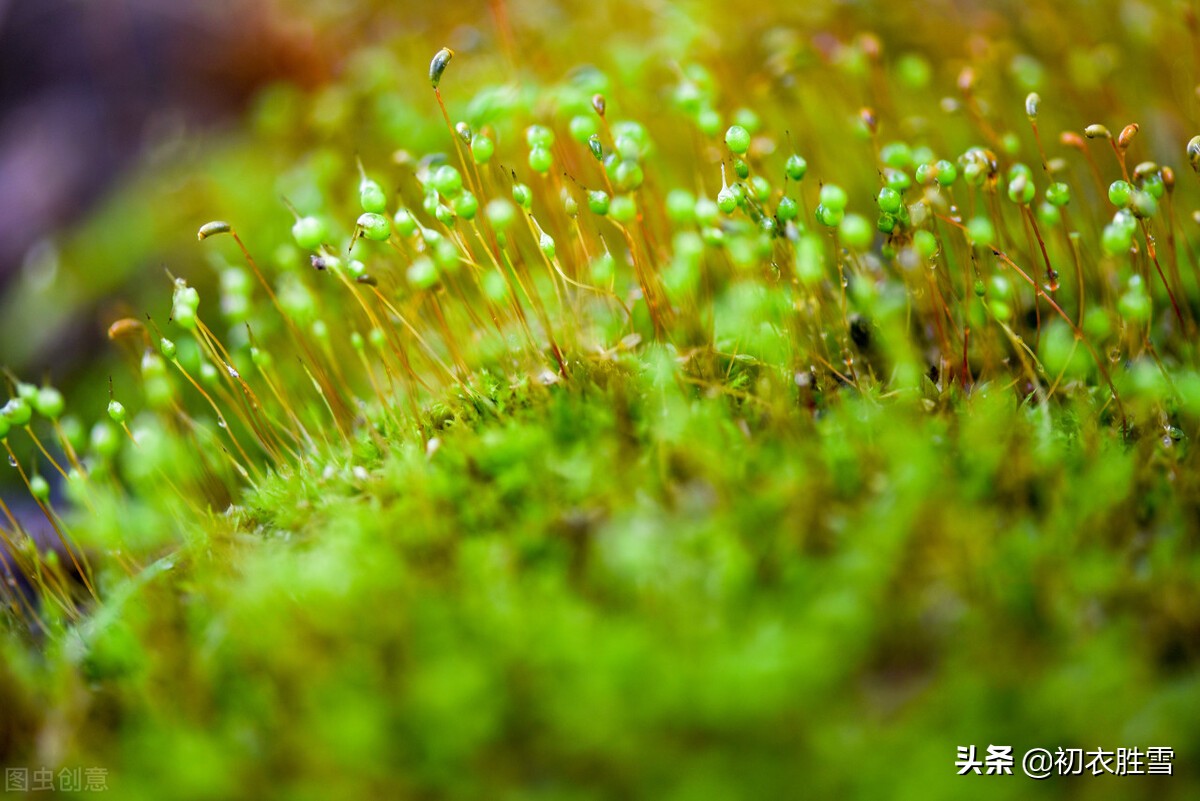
[839,214,872,249]
[453,191,479,220]
[29,475,50,502]
[107,400,127,424]
[777,196,799,223]
[966,217,995,247]
[1046,182,1070,207]
[877,187,902,214]
[359,179,387,214]
[486,199,516,230]
[725,125,751,155]
[815,204,843,227]
[609,195,636,223]
[717,186,738,214]
[3,398,33,427]
[90,421,119,458]
[471,134,495,165]
[291,216,326,250]
[569,115,598,143]
[1108,180,1133,208]
[159,338,177,361]
[786,154,808,182]
[819,184,848,212]
[666,189,695,223]
[614,161,644,192]
[357,212,391,241]
[1007,174,1035,205]
[588,190,611,216]
[431,165,463,198]
[34,387,64,419]
[525,124,555,149]
[539,233,557,259]
[1130,190,1157,219]
[512,183,532,210]
[934,160,958,186]
[407,256,439,289]
[529,146,553,174]
[393,209,417,237]
[913,230,938,259]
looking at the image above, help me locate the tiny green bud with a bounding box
[839,214,872,249]
[777,196,799,223]
[525,124,555,149]
[528,145,553,174]
[431,165,463,198]
[512,183,532,210]
[393,208,417,237]
[1045,182,1070,207]
[569,115,598,143]
[934,160,957,186]
[30,474,50,502]
[1007,173,1035,205]
[913,229,938,260]
[34,387,64,419]
[814,204,844,227]
[966,217,995,247]
[1108,180,1133,208]
[539,232,556,259]
[819,184,848,212]
[725,125,751,155]
[90,421,119,458]
[588,190,611,216]
[471,134,495,165]
[717,186,738,214]
[666,189,695,223]
[357,212,391,241]
[291,216,326,250]
[453,191,479,220]
[407,256,439,289]
[785,154,808,181]
[1130,190,1157,219]
[613,160,644,192]
[359,179,387,214]
[609,194,636,223]
[877,187,902,214]
[486,198,516,230]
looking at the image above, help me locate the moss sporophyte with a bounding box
[4,5,1200,797]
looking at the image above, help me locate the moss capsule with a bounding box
[357,213,391,241]
[429,47,453,89]
[34,387,65,419]
[292,216,326,250]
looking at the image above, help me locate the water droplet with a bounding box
[7,455,15,467]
